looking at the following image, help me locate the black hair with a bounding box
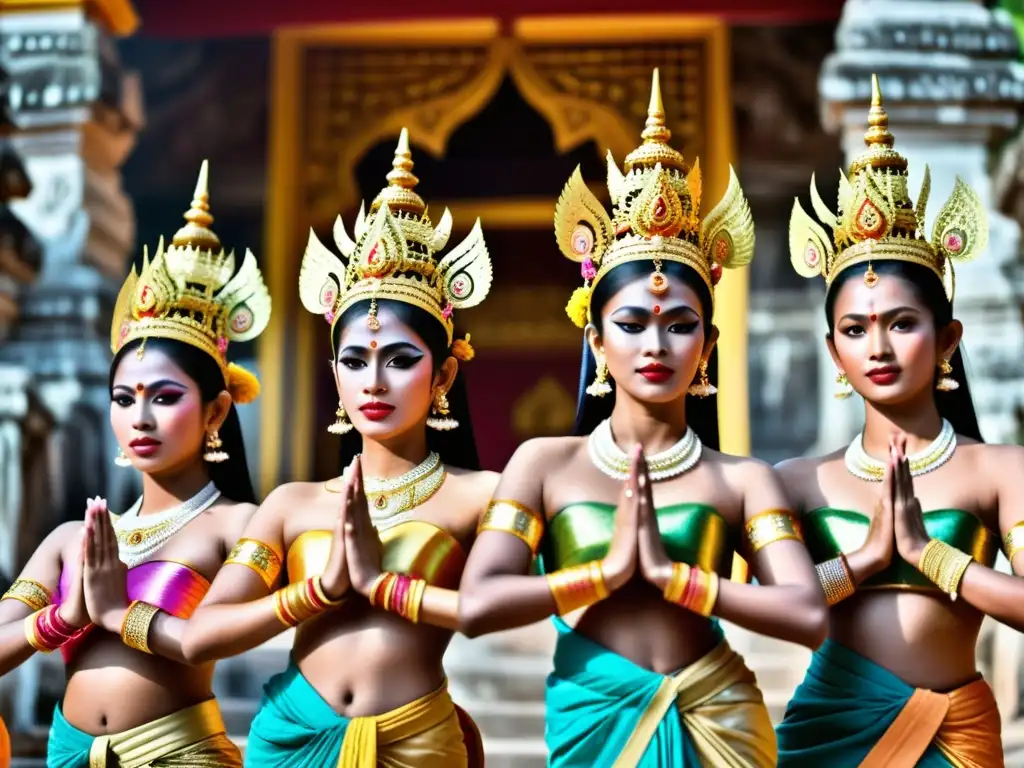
[825,260,983,442]
[572,259,720,450]
[110,337,257,504]
[331,298,481,471]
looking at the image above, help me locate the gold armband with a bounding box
[1004,522,1024,563]
[546,561,608,616]
[745,509,803,554]
[225,538,283,589]
[919,539,973,600]
[2,579,52,613]
[121,601,160,654]
[478,500,545,554]
[816,556,855,606]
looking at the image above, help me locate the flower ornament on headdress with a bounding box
[110,161,271,404]
[555,68,755,329]
[789,74,987,300]
[300,128,492,353]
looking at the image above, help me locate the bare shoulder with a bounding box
[706,450,780,490]
[975,441,1024,481]
[49,520,85,551]
[209,498,260,544]
[261,481,324,509]
[446,467,500,507]
[507,436,585,477]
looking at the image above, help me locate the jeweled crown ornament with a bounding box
[557,68,755,328]
[111,161,271,404]
[789,74,987,300]
[300,128,492,347]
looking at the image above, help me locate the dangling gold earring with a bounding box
[328,401,354,434]
[586,351,612,397]
[426,389,459,431]
[114,448,132,467]
[687,360,716,398]
[203,430,228,463]
[936,358,959,392]
[834,371,853,400]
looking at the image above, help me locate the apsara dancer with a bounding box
[458,70,827,767]
[182,129,495,767]
[0,161,270,767]
[777,75,1015,767]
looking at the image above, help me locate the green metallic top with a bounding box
[538,502,736,576]
[803,508,999,591]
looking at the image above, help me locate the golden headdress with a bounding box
[111,161,271,404]
[789,74,987,299]
[300,128,492,352]
[555,69,755,328]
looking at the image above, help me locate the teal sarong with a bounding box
[46,704,92,768]
[245,663,350,767]
[777,639,1002,767]
[546,617,776,767]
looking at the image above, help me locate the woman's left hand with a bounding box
[636,449,673,590]
[343,457,384,597]
[83,500,130,633]
[893,434,931,565]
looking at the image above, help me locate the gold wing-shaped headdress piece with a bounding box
[554,68,756,328]
[789,74,987,301]
[299,128,492,352]
[110,161,271,404]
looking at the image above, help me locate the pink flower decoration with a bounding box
[442,303,454,320]
[581,258,597,281]
[325,310,335,325]
[217,337,229,356]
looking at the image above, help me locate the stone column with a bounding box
[817,0,1024,450]
[0,1,141,529]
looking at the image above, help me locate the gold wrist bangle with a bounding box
[918,539,973,600]
[225,538,283,589]
[546,561,607,615]
[745,509,803,555]
[478,500,545,554]
[701,571,720,617]
[3,579,52,613]
[816,556,855,606]
[1004,523,1024,564]
[120,601,160,654]
[663,562,691,604]
[312,576,347,607]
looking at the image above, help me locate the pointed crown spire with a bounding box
[624,69,688,173]
[172,160,221,251]
[849,75,907,175]
[373,128,426,216]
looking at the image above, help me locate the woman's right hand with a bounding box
[56,501,93,629]
[319,484,351,601]
[849,445,897,580]
[601,445,641,592]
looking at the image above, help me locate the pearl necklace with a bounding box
[329,452,447,532]
[113,481,222,568]
[844,419,957,482]
[588,418,702,482]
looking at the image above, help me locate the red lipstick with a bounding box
[359,402,396,421]
[128,436,161,457]
[866,365,900,386]
[637,363,675,384]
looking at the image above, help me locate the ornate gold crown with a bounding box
[555,69,755,328]
[789,74,987,300]
[111,161,271,404]
[300,128,492,348]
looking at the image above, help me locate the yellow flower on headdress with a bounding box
[227,363,261,404]
[566,286,591,329]
[451,334,475,362]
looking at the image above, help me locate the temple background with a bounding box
[2,0,1024,764]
